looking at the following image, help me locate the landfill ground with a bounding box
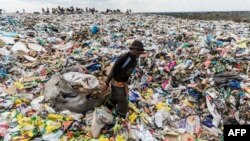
[0,13,250,141]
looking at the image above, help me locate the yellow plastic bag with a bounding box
[14,82,24,89]
[116,135,126,141]
[144,88,153,100]
[129,103,140,113]
[237,39,250,48]
[47,114,64,121]
[156,102,170,110]
[156,102,171,111]
[14,99,23,105]
[156,102,165,110]
[45,121,61,134]
[12,136,31,141]
[182,99,195,109]
[139,113,151,125]
[21,130,35,138]
[99,136,109,141]
[129,112,138,123]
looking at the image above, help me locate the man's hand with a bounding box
[100,83,109,92]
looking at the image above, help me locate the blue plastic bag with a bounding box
[216,40,224,46]
[228,80,241,89]
[0,67,8,80]
[91,24,99,34]
[203,115,214,128]
[188,88,200,101]
[86,63,101,72]
[129,91,140,103]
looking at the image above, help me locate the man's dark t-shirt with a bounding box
[106,52,137,85]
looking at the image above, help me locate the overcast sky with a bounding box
[0,0,250,13]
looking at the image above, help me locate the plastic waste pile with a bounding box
[0,13,250,141]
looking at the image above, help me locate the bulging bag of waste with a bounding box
[44,71,103,113]
[91,106,113,138]
[62,72,99,90]
[44,75,61,102]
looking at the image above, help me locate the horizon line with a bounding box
[2,10,250,14]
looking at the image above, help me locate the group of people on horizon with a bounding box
[40,6,129,15]
[42,6,94,15]
[0,7,133,15]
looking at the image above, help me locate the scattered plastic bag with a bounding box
[91,106,113,138]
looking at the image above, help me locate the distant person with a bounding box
[61,7,64,14]
[126,9,129,14]
[66,8,69,14]
[0,9,2,15]
[46,7,50,14]
[57,6,60,13]
[71,6,74,13]
[52,8,55,14]
[34,11,40,15]
[23,9,25,13]
[42,8,45,14]
[81,8,84,14]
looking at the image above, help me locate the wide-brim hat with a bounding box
[129,40,144,51]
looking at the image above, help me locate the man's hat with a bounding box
[130,40,144,51]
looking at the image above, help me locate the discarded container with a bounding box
[2,32,18,37]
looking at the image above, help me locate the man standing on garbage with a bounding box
[101,40,145,118]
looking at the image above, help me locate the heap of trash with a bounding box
[0,13,249,141]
